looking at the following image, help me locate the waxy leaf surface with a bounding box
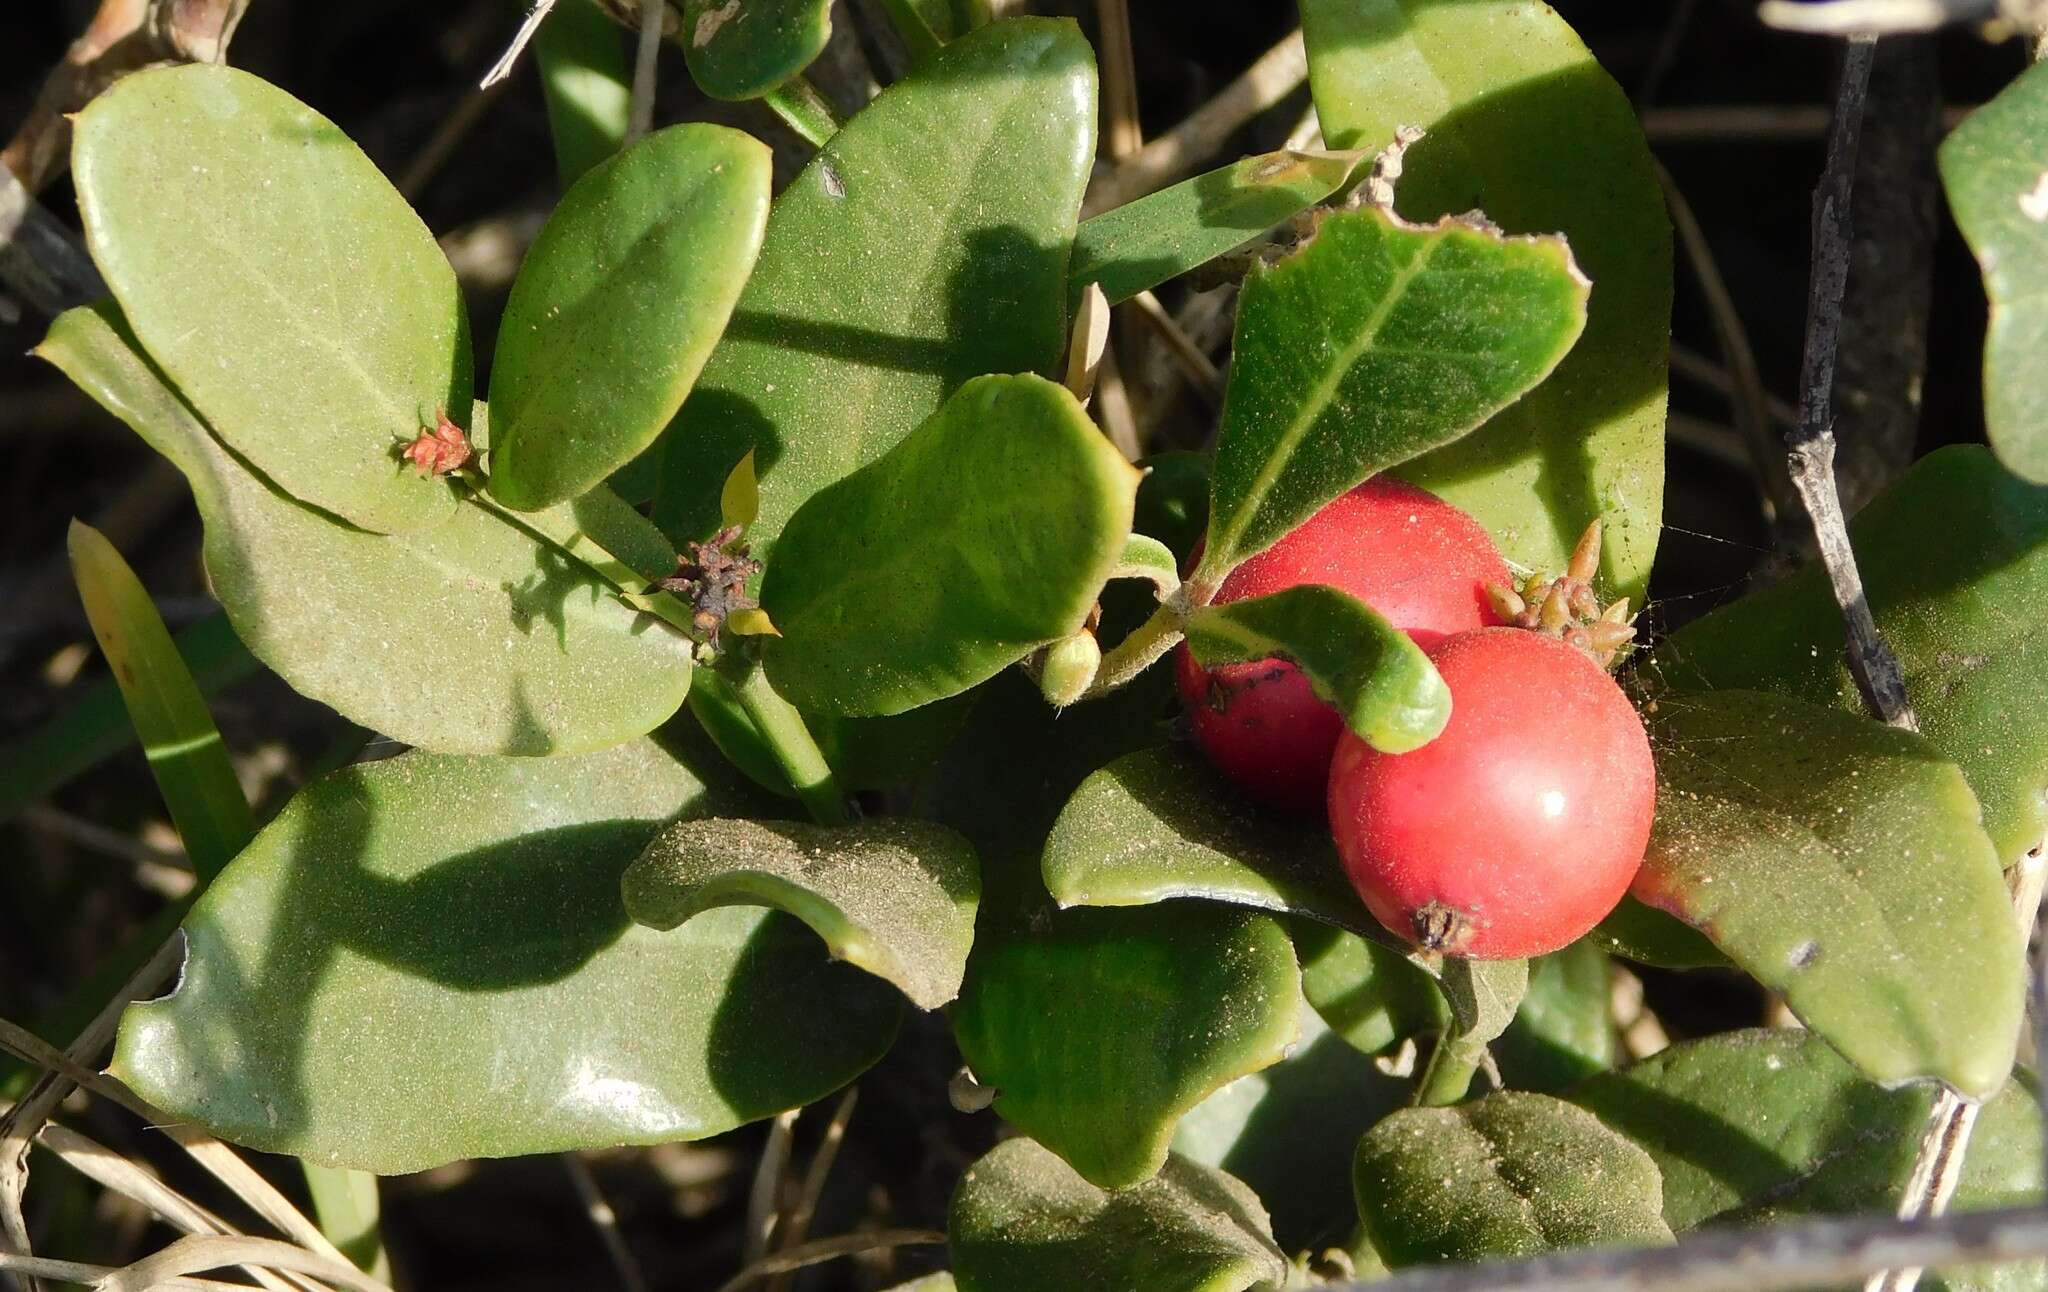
[1300,0,1671,600]
[653,18,1096,557]
[681,0,832,100]
[74,65,469,534]
[113,739,900,1173]
[624,815,980,1008]
[1634,689,2022,1097]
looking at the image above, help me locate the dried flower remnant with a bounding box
[656,524,763,639]
[401,409,473,478]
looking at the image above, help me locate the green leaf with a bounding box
[1174,1000,1410,1252]
[1438,956,1526,1051]
[760,374,1138,716]
[73,65,469,535]
[952,903,1300,1189]
[1071,149,1365,306]
[39,304,694,757]
[1111,533,1180,599]
[1941,60,2048,483]
[1574,1032,2042,1237]
[1295,922,1448,1056]
[488,123,772,511]
[1633,689,2022,1098]
[1184,584,1450,754]
[651,17,1097,557]
[302,1165,386,1277]
[1300,0,1671,602]
[623,815,980,1008]
[1041,745,1385,939]
[1354,1091,1673,1266]
[1134,450,1211,565]
[1495,941,1613,1093]
[1653,445,2048,869]
[1590,897,1729,971]
[113,738,900,1174]
[66,521,254,881]
[681,0,832,101]
[1196,206,1588,584]
[535,0,631,187]
[950,1139,1286,1292]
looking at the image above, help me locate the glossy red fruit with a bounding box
[1174,478,1511,813]
[1327,628,1654,960]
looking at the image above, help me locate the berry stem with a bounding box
[1079,602,1186,700]
[732,661,852,826]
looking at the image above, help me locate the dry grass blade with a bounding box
[0,1251,245,1290]
[767,1088,858,1292]
[713,1228,945,1292]
[480,0,559,88]
[1084,29,1307,216]
[745,1109,799,1263]
[563,1155,649,1292]
[1128,290,1223,404]
[97,1234,393,1292]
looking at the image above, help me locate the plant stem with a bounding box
[626,0,662,143]
[1081,602,1185,699]
[733,663,851,825]
[763,76,842,148]
[1412,1036,1479,1107]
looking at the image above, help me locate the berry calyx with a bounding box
[1327,627,1655,960]
[1484,520,1636,669]
[1175,478,1512,813]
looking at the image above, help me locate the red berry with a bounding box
[1327,628,1654,960]
[1175,478,1511,813]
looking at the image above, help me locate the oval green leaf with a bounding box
[488,123,772,511]
[1041,745,1387,940]
[1174,1000,1409,1252]
[1634,689,2022,1097]
[1654,445,2048,869]
[73,64,468,535]
[681,0,832,101]
[761,374,1139,716]
[1184,584,1450,754]
[1301,0,1670,601]
[951,903,1300,1189]
[1573,1030,2042,1250]
[1071,149,1366,306]
[623,815,980,1008]
[39,304,694,757]
[1941,59,2048,483]
[1354,1091,1673,1266]
[950,1139,1286,1292]
[1196,206,1589,585]
[112,738,901,1173]
[651,17,1097,557]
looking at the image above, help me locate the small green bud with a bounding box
[1039,630,1102,709]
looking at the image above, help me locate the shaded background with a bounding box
[0,1,2036,1287]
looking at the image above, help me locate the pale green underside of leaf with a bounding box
[1494,940,1614,1093]
[950,1139,1286,1292]
[1634,689,2022,1098]
[1653,447,2048,869]
[1071,149,1364,306]
[1198,206,1588,583]
[1184,584,1450,753]
[1940,58,2048,484]
[39,304,693,757]
[1295,921,1448,1057]
[1354,1091,1673,1267]
[113,739,900,1174]
[1573,1029,2044,1292]
[1041,745,1391,943]
[623,815,981,1008]
[951,903,1301,1190]
[73,64,469,535]
[652,18,1097,558]
[761,374,1138,716]
[1301,0,1671,603]
[488,123,771,510]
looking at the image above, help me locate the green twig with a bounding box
[874,0,945,62]
[733,662,851,825]
[763,76,843,148]
[1412,1035,1480,1107]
